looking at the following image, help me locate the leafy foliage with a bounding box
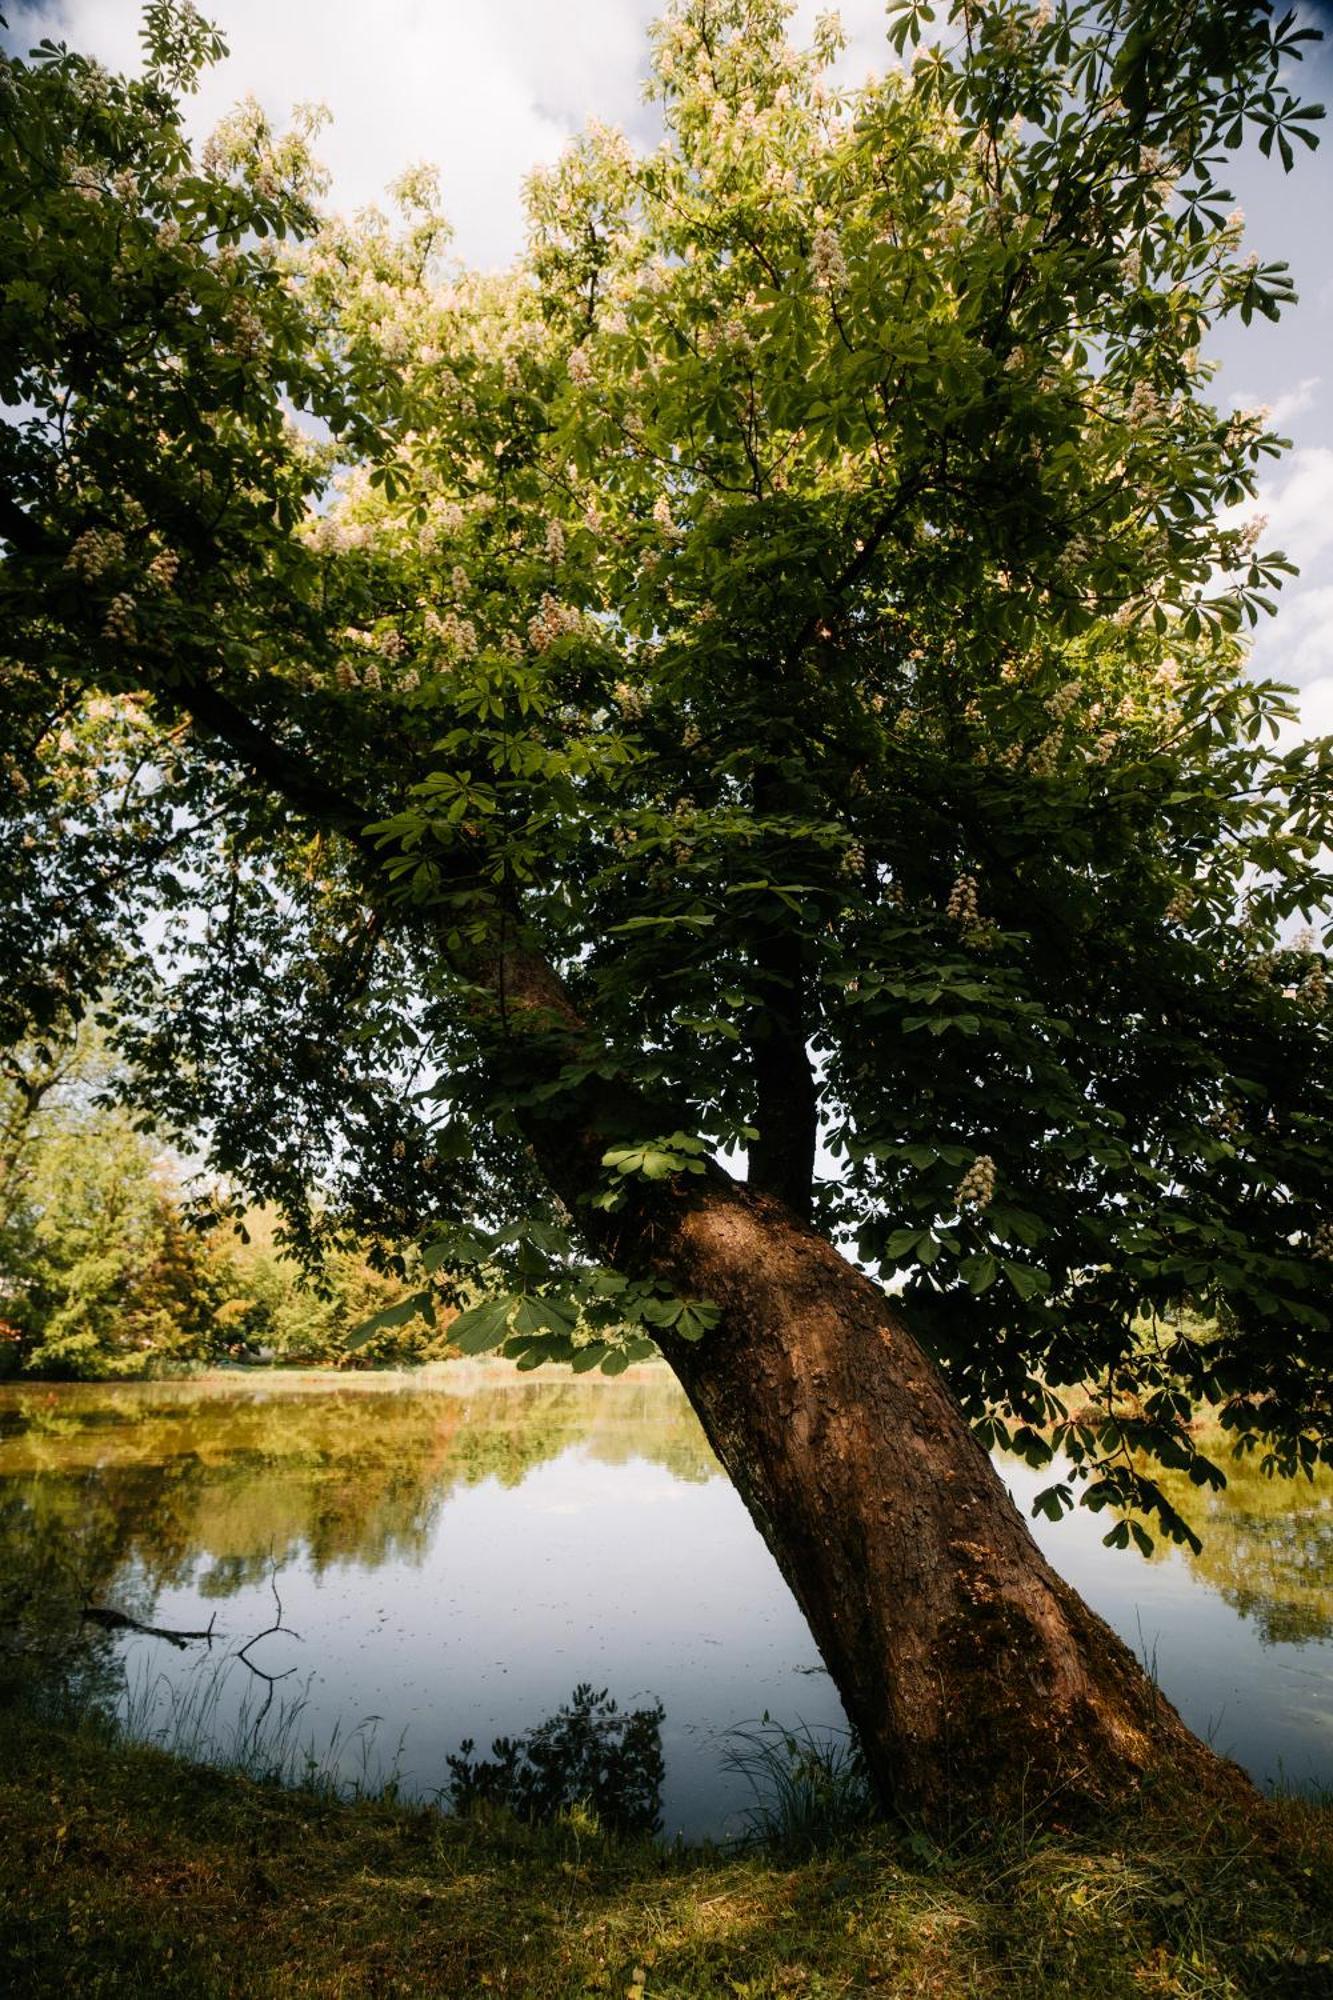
[0,1029,428,1375]
[721,1718,875,1855]
[0,1,1330,1539]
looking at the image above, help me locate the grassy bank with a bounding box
[1,1713,1331,1997]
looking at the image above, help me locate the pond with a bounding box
[2,1364,1331,1839]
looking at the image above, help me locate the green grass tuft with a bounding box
[720,1718,876,1857]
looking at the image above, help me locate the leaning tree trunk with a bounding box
[478,948,1250,1830]
[609,1176,1246,1829]
[120,634,1252,1828]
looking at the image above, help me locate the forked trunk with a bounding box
[635,1179,1247,1829]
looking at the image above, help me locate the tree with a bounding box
[0,1039,220,1377]
[1,0,1330,1821]
[0,1027,428,1375]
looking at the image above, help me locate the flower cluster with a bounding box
[145,548,179,592]
[1227,404,1271,446]
[102,592,137,642]
[65,527,125,580]
[69,162,102,203]
[567,345,593,386]
[1045,680,1082,724]
[1313,1222,1333,1263]
[228,297,265,359]
[809,226,848,290]
[1299,959,1328,1014]
[1126,381,1164,426]
[528,594,583,653]
[946,873,980,926]
[425,607,478,658]
[429,500,467,541]
[1026,732,1067,777]
[956,1155,997,1213]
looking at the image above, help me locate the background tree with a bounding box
[0,1026,224,1378]
[0,1027,427,1374]
[1,0,1330,1820]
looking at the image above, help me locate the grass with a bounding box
[2,1704,1332,1998]
[719,1720,875,1857]
[117,1652,406,1802]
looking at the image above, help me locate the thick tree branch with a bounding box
[173,680,383,860]
[746,926,818,1222]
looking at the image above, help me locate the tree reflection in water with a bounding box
[1144,1440,1333,1648]
[0,1368,718,1708]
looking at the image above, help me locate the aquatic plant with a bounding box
[119,1652,403,1802]
[445,1682,665,1837]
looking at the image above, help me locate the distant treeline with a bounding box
[0,1034,433,1378]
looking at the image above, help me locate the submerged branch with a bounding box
[81,1604,219,1651]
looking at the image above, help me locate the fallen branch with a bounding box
[81,1605,219,1651]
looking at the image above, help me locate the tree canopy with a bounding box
[2,0,1330,1549]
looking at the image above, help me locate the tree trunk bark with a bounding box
[624,1176,1248,1830]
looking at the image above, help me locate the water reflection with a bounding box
[1146,1450,1333,1648]
[0,1368,828,1836]
[0,1371,716,1600]
[2,1366,1332,1831]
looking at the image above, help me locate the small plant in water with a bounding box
[445,1682,665,1837]
[721,1717,876,1856]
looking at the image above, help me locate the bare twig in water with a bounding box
[81,1605,219,1651]
[235,1573,301,1726]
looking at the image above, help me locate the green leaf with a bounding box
[422,1231,487,1272]
[345,1291,430,1350]
[449,1294,517,1355]
[676,1301,719,1341]
[511,1293,579,1339]
[959,1254,998,1295]
[884,1227,924,1259]
[1003,1262,1050,1303]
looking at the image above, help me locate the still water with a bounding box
[2,1364,1331,1837]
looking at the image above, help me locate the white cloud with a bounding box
[1297,674,1333,743]
[1255,447,1333,573]
[1288,672,1333,744]
[1269,376,1322,428]
[1229,376,1321,429]
[1259,585,1333,686]
[12,0,662,265]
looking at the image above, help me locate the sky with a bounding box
[7,0,1333,741]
